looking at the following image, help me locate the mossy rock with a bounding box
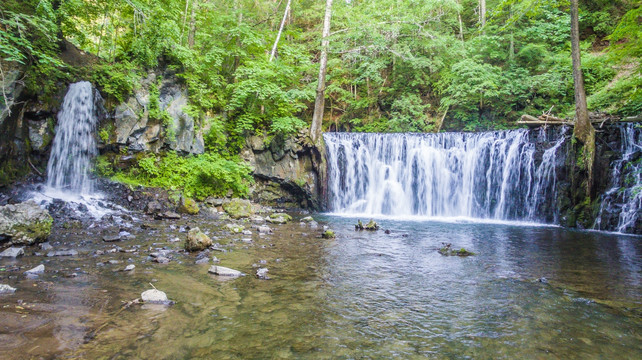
[355,219,379,231]
[322,230,336,239]
[177,196,199,215]
[0,201,53,245]
[185,227,212,252]
[266,213,293,224]
[222,199,253,219]
[438,243,475,257]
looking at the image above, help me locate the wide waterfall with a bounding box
[46,81,98,194]
[594,124,642,233]
[324,128,568,222]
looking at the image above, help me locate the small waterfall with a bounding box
[594,124,642,233]
[46,81,98,194]
[324,128,568,222]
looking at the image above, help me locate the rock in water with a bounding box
[145,201,162,215]
[25,264,45,275]
[258,225,272,234]
[0,201,53,245]
[208,265,243,277]
[0,247,24,258]
[46,249,78,257]
[177,196,199,215]
[225,224,245,233]
[141,289,168,303]
[155,211,181,220]
[266,213,292,224]
[256,268,270,280]
[185,227,212,252]
[301,216,314,223]
[322,230,336,239]
[0,284,17,294]
[222,199,253,219]
[102,234,121,242]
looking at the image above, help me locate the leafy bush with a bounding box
[110,152,252,199]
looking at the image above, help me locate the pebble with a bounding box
[195,257,210,265]
[0,284,17,294]
[124,264,135,271]
[256,268,270,280]
[242,230,252,235]
[153,256,171,264]
[46,250,78,257]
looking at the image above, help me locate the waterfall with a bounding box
[46,81,98,195]
[594,124,642,233]
[324,128,567,222]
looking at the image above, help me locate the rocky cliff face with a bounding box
[241,131,324,209]
[103,70,204,155]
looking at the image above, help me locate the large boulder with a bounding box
[222,199,253,219]
[0,201,52,246]
[185,227,212,252]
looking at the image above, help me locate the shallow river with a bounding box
[0,214,640,359]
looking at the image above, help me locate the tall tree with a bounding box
[570,0,595,192]
[479,0,486,27]
[269,0,291,62]
[310,0,333,142]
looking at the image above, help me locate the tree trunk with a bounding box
[570,0,595,194]
[269,0,291,62]
[457,0,464,42]
[181,0,190,45]
[310,0,333,143]
[479,0,486,27]
[188,1,197,49]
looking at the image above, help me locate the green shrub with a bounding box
[110,151,252,200]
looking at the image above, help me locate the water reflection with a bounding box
[0,216,639,359]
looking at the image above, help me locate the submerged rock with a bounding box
[25,264,45,275]
[177,196,199,215]
[256,267,270,280]
[0,247,24,258]
[0,201,53,245]
[258,225,272,234]
[266,213,292,224]
[222,199,253,219]
[103,234,121,242]
[141,289,168,303]
[438,243,475,257]
[185,227,212,252]
[46,249,78,257]
[225,224,245,234]
[0,284,17,294]
[208,265,244,277]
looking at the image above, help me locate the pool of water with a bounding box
[0,214,640,359]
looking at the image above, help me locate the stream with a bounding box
[0,212,640,359]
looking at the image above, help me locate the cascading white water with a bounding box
[594,124,642,233]
[46,81,98,194]
[324,128,567,222]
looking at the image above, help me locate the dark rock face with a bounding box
[242,131,324,210]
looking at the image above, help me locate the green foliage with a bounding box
[91,62,139,103]
[110,152,252,200]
